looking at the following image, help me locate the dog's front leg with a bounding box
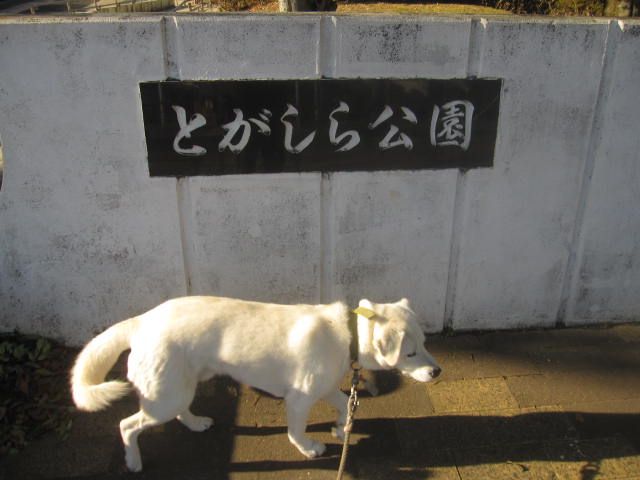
[324,390,348,441]
[285,391,326,458]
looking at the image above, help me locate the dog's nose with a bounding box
[431,367,442,379]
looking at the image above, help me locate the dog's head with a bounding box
[360,298,441,382]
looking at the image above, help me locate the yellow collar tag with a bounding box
[352,306,376,319]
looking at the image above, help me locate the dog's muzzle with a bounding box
[408,365,442,382]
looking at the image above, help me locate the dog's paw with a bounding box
[189,416,214,432]
[300,440,326,459]
[178,414,214,432]
[125,451,143,473]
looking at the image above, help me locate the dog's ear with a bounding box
[397,298,411,309]
[374,328,405,367]
[359,299,375,310]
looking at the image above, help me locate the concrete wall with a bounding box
[0,15,639,345]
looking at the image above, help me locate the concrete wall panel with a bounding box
[451,20,609,330]
[165,15,323,305]
[334,16,471,78]
[327,16,470,329]
[329,171,457,332]
[184,175,322,304]
[0,18,185,344]
[567,22,640,325]
[168,15,320,79]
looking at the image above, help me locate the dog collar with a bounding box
[348,306,377,365]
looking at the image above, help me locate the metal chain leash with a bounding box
[336,364,361,480]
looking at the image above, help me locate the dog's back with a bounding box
[127,296,351,399]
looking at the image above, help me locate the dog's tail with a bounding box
[71,317,138,412]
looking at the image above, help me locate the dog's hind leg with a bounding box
[324,390,348,441]
[285,391,326,458]
[177,410,214,432]
[119,410,163,472]
[120,382,197,471]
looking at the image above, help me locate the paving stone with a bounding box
[479,406,577,447]
[480,327,626,354]
[544,437,640,479]
[430,352,489,381]
[611,323,640,343]
[426,333,485,355]
[234,386,288,428]
[228,402,345,479]
[432,349,543,382]
[566,401,640,450]
[428,377,519,413]
[231,429,333,463]
[569,398,640,415]
[357,372,435,419]
[506,352,640,409]
[350,417,402,459]
[355,451,461,480]
[507,374,576,408]
[455,442,556,480]
[426,335,495,381]
[395,412,495,452]
[535,341,640,371]
[231,468,339,480]
[468,350,543,379]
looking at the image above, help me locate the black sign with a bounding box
[140,78,501,177]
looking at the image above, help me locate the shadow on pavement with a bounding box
[227,412,640,479]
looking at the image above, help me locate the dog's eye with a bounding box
[407,352,417,358]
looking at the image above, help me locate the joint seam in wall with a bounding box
[176,178,195,295]
[162,16,181,80]
[443,17,486,330]
[317,16,338,78]
[317,17,338,303]
[319,172,335,303]
[555,20,622,327]
[466,17,487,78]
[162,15,193,295]
[444,172,467,330]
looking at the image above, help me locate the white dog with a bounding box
[71,296,441,472]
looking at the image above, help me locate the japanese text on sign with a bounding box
[172,100,474,157]
[140,79,501,176]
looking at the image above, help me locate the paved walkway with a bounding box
[2,324,640,479]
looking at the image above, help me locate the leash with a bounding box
[336,364,360,480]
[336,306,376,480]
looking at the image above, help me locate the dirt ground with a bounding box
[243,0,509,14]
